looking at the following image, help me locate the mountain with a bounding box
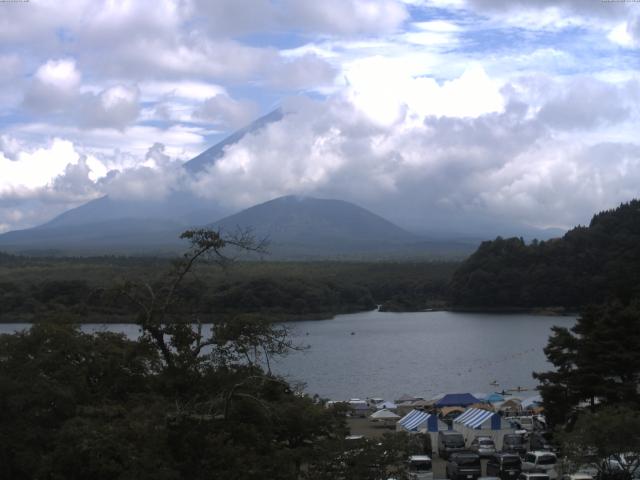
[183,109,283,175]
[210,195,474,259]
[0,110,286,254]
[449,199,640,309]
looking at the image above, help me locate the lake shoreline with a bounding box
[0,305,578,325]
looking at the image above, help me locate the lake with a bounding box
[0,310,574,402]
[272,310,575,401]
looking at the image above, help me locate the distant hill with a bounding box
[210,195,423,259]
[449,199,640,309]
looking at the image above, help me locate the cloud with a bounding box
[0,135,22,161]
[23,58,81,112]
[536,77,632,130]
[77,85,140,130]
[281,0,408,35]
[22,59,141,130]
[193,95,259,129]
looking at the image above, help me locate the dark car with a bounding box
[529,432,556,452]
[438,431,466,459]
[446,452,482,480]
[486,452,522,480]
[503,433,527,456]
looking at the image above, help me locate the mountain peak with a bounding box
[183,108,284,175]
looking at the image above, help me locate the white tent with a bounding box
[370,409,401,421]
[453,407,514,449]
[376,401,398,410]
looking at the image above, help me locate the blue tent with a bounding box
[397,409,444,432]
[454,407,505,430]
[485,393,505,403]
[435,393,481,408]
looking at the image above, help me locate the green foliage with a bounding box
[558,406,640,480]
[0,254,457,322]
[450,200,640,308]
[534,299,640,428]
[0,229,417,478]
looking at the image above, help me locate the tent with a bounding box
[485,393,505,403]
[496,398,522,414]
[439,406,465,418]
[435,393,481,408]
[348,399,371,417]
[453,407,514,449]
[376,401,398,410]
[521,395,542,410]
[395,394,425,404]
[370,409,400,421]
[398,410,436,432]
[397,409,450,454]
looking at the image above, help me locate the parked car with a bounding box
[516,417,535,432]
[438,431,466,459]
[522,451,558,479]
[470,436,497,457]
[518,473,550,480]
[446,452,482,480]
[503,433,527,456]
[561,474,593,480]
[408,455,434,480]
[486,452,522,480]
[529,432,556,452]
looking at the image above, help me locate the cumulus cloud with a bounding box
[281,0,408,35]
[23,58,81,112]
[537,77,632,130]
[23,59,140,130]
[193,95,259,129]
[77,85,140,130]
[2,0,640,236]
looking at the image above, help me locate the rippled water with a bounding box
[0,310,574,402]
[272,310,575,401]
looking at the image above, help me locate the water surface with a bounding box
[0,310,574,401]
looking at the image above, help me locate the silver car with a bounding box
[470,436,497,457]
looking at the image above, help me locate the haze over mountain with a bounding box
[0,106,566,258]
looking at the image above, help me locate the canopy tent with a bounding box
[469,402,494,411]
[439,406,465,418]
[348,399,371,417]
[376,401,398,410]
[397,409,447,432]
[453,407,514,449]
[496,398,522,414]
[435,393,481,408]
[370,409,400,420]
[397,409,450,455]
[395,394,425,404]
[454,408,501,429]
[521,395,542,409]
[485,393,505,403]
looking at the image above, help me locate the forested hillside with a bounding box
[0,255,456,322]
[449,200,640,308]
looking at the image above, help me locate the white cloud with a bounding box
[24,59,81,112]
[77,84,140,130]
[608,18,640,48]
[344,62,505,126]
[0,138,81,192]
[193,94,259,129]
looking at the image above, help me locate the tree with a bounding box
[558,406,640,480]
[534,299,640,428]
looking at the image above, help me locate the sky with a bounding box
[1,0,640,235]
